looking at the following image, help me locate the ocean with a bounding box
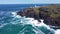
[0,4,59,34]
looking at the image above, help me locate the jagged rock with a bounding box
[17,5,60,26]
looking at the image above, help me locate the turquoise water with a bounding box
[0,12,55,34]
[0,4,59,34]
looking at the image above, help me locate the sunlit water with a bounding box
[0,11,59,34]
[0,4,60,34]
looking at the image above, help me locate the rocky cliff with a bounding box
[17,4,60,26]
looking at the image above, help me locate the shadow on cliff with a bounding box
[17,4,60,26]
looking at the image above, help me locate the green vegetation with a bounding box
[17,4,60,26]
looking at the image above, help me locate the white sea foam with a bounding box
[55,29,60,34]
[11,12,55,34]
[11,12,17,17]
[11,12,52,29]
[26,19,51,29]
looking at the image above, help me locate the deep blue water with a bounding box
[0,4,59,34]
[0,4,49,11]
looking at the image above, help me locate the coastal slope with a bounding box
[17,4,60,26]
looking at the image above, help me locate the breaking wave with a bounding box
[11,12,55,34]
[0,12,59,34]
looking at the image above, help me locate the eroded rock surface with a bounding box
[17,4,60,26]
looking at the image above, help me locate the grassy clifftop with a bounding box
[17,4,60,26]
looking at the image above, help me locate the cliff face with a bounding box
[17,5,60,26]
[17,8,40,21]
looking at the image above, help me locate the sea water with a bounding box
[0,4,60,34]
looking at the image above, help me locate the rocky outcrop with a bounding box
[17,8,40,21]
[17,4,60,26]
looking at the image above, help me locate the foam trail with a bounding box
[0,23,9,29]
[18,26,44,34]
[11,12,53,29]
[39,19,50,29]
[11,12,24,24]
[26,19,50,29]
[11,12,44,34]
[11,12,55,34]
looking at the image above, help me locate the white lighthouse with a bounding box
[33,0,37,7]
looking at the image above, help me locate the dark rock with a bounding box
[17,5,60,26]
